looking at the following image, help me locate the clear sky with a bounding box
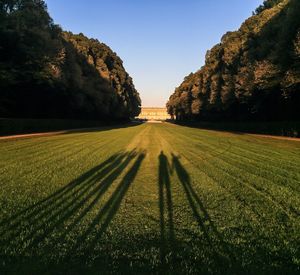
[46,0,263,107]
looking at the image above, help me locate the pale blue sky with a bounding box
[46,0,263,107]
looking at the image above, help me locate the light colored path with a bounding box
[246,133,300,141]
[166,122,300,142]
[0,124,140,140]
[0,130,72,140]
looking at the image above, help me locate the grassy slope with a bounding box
[0,123,299,274]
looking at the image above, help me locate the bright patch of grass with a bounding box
[0,123,299,274]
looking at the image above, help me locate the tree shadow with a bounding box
[158,151,176,270]
[0,150,143,258]
[0,119,145,137]
[171,153,237,271]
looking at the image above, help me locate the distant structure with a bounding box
[137,107,171,121]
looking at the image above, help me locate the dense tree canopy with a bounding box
[0,0,141,120]
[255,0,284,14]
[167,0,300,122]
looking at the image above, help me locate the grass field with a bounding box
[0,122,299,274]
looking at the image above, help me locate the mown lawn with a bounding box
[0,123,299,274]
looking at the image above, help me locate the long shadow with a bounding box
[158,151,176,269]
[69,152,146,256]
[0,151,137,254]
[0,153,120,230]
[1,153,127,242]
[171,154,236,269]
[27,151,138,250]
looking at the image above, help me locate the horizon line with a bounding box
[140,106,167,108]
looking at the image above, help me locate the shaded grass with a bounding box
[172,120,300,137]
[0,118,103,136]
[0,118,139,136]
[0,123,299,274]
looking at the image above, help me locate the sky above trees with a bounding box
[46,0,263,107]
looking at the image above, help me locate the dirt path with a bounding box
[0,127,100,140]
[166,122,300,142]
[243,133,300,142]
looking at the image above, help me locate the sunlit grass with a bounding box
[0,123,299,274]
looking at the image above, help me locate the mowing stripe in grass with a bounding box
[24,152,138,253]
[68,152,146,257]
[166,124,300,164]
[162,125,300,192]
[160,127,299,218]
[163,124,300,172]
[0,153,127,241]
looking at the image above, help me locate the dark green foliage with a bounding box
[167,0,300,122]
[0,0,141,120]
[255,0,284,14]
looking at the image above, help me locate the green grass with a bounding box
[0,123,299,274]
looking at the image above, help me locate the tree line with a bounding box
[0,0,141,120]
[167,0,300,122]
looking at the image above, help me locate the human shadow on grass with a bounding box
[0,150,141,256]
[158,151,176,270]
[0,153,120,226]
[67,151,146,258]
[171,154,237,271]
